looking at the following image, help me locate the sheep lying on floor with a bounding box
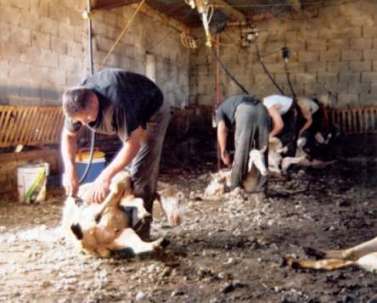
[287,236,377,273]
[268,137,287,176]
[204,146,268,198]
[62,171,174,258]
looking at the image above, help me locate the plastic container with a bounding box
[17,162,49,203]
[76,151,106,184]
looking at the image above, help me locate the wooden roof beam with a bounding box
[211,0,246,23]
[288,0,302,12]
[132,2,191,33]
[92,1,190,33]
[92,0,139,11]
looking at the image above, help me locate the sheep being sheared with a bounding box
[62,171,166,257]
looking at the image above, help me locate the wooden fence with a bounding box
[328,107,377,135]
[0,106,64,148]
[0,105,377,148]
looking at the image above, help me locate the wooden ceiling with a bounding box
[90,0,316,27]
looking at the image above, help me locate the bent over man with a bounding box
[61,68,170,239]
[263,94,297,156]
[216,95,270,192]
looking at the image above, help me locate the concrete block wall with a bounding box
[0,0,190,108]
[0,0,87,105]
[190,0,377,108]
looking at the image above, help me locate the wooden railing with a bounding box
[328,107,377,135]
[0,105,376,148]
[0,106,64,148]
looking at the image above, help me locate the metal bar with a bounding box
[215,34,221,170]
[87,0,94,75]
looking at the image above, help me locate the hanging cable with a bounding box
[282,46,297,101]
[101,0,146,67]
[212,46,249,95]
[79,0,96,185]
[255,41,285,95]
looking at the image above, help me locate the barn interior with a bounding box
[1,0,377,302]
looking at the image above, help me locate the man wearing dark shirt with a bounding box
[216,95,270,192]
[61,68,170,239]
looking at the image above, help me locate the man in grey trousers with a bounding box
[216,95,271,192]
[61,68,170,239]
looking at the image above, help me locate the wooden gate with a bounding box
[0,106,64,148]
[328,107,377,135]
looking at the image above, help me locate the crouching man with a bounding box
[216,95,270,193]
[61,68,171,240]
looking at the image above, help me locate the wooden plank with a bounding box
[341,110,346,134]
[136,2,190,33]
[0,109,9,142]
[18,107,33,145]
[211,0,247,22]
[14,108,28,144]
[21,107,36,145]
[352,109,357,134]
[50,110,64,142]
[0,106,64,148]
[6,109,22,145]
[364,109,368,132]
[92,0,137,10]
[37,108,51,143]
[2,108,17,145]
[0,109,13,144]
[48,109,63,143]
[41,108,54,142]
[347,110,352,134]
[46,109,58,142]
[30,108,44,144]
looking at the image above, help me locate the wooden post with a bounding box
[215,34,222,170]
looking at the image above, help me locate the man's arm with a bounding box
[217,120,230,165]
[268,106,284,138]
[61,128,79,196]
[87,126,146,203]
[298,107,313,137]
[101,126,145,181]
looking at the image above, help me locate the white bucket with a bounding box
[17,163,49,203]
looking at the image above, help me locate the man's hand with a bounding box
[297,137,307,148]
[63,171,79,197]
[221,150,231,166]
[83,175,111,203]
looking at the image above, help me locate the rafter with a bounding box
[288,0,302,11]
[132,2,191,33]
[211,0,246,23]
[92,0,139,10]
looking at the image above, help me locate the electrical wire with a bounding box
[79,130,96,184]
[79,0,96,185]
[254,41,285,95]
[283,59,297,101]
[212,46,249,95]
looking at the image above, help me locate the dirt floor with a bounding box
[1,160,377,303]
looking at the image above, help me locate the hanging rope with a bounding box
[282,46,297,101]
[101,0,146,67]
[254,41,285,95]
[212,46,249,95]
